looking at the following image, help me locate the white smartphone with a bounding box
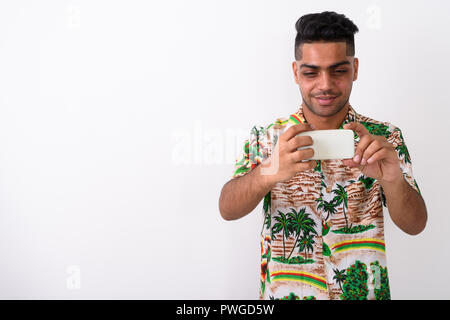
[296,129,355,160]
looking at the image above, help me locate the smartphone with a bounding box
[296,129,355,160]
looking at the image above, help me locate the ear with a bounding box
[353,57,359,81]
[292,61,300,85]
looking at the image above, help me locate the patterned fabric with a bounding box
[231,104,421,300]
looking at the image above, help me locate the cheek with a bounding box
[336,78,354,94]
[298,82,314,95]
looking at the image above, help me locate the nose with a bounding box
[317,72,333,91]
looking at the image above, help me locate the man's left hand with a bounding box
[342,122,402,183]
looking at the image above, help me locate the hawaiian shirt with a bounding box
[231,104,421,300]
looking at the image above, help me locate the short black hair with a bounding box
[294,11,359,60]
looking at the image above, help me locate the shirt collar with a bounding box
[292,104,358,129]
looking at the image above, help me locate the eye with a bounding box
[302,72,317,77]
[335,69,348,74]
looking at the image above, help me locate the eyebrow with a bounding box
[299,61,351,70]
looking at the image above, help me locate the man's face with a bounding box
[292,41,358,117]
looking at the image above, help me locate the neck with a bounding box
[302,103,350,130]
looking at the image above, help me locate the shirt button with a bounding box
[330,255,336,264]
[326,187,331,193]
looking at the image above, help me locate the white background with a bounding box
[0,0,449,299]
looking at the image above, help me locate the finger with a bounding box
[353,135,372,164]
[295,159,317,172]
[342,158,361,168]
[291,148,314,162]
[343,122,370,139]
[361,139,384,165]
[366,148,391,164]
[282,123,313,142]
[289,135,313,152]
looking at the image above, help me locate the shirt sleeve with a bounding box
[231,125,268,179]
[385,127,422,198]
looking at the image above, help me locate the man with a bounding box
[218,11,427,300]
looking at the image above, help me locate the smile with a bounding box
[315,96,337,106]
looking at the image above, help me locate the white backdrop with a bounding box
[0,0,449,299]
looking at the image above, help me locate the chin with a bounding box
[302,96,348,118]
[311,104,342,118]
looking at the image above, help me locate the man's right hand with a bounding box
[260,123,316,184]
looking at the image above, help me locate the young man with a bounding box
[218,11,427,300]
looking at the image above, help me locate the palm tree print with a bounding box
[360,121,391,138]
[395,144,411,164]
[286,208,317,260]
[316,197,338,221]
[272,211,291,258]
[333,268,347,292]
[358,175,375,190]
[261,192,271,235]
[332,183,349,229]
[394,128,412,164]
[297,234,315,261]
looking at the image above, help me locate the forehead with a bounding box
[299,41,352,66]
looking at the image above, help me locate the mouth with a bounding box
[314,96,337,106]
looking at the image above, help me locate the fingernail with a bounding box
[353,154,360,163]
[361,158,367,165]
